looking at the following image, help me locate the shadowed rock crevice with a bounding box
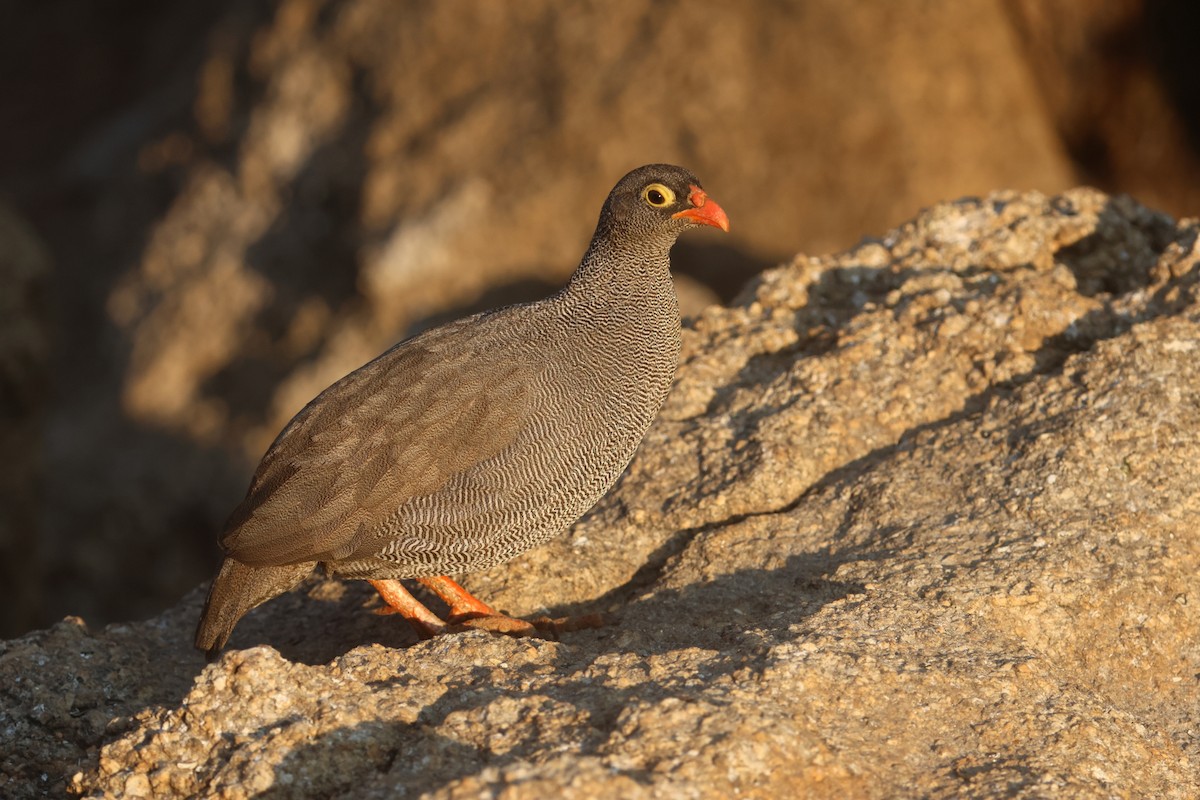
[1053,207,1173,297]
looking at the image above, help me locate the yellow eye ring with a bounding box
[642,183,675,208]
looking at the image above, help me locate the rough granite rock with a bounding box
[2,188,1198,798]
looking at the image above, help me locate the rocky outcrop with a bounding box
[2,188,1197,798]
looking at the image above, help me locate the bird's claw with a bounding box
[448,611,610,640]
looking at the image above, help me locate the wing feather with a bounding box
[221,316,537,567]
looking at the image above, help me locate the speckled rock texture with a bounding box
[3,188,1198,798]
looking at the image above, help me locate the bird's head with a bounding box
[594,164,730,249]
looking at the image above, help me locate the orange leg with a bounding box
[416,575,499,619]
[417,575,542,635]
[368,579,447,638]
[370,576,609,640]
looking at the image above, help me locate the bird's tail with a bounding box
[194,558,315,660]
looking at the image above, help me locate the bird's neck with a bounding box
[554,230,682,391]
[565,231,677,300]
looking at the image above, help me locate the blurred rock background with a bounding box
[1,0,1197,637]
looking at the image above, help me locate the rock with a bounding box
[2,187,1197,798]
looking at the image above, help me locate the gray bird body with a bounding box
[196,164,726,654]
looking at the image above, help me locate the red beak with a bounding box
[671,185,730,232]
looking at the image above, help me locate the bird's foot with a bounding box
[526,612,610,636]
[421,575,607,638]
[369,577,607,641]
[369,578,450,637]
[451,611,609,639]
[451,613,541,637]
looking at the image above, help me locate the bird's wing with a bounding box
[219,317,539,567]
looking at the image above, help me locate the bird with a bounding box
[195,164,729,658]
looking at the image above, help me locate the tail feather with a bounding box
[194,558,316,659]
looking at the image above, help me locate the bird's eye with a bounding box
[642,183,674,208]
